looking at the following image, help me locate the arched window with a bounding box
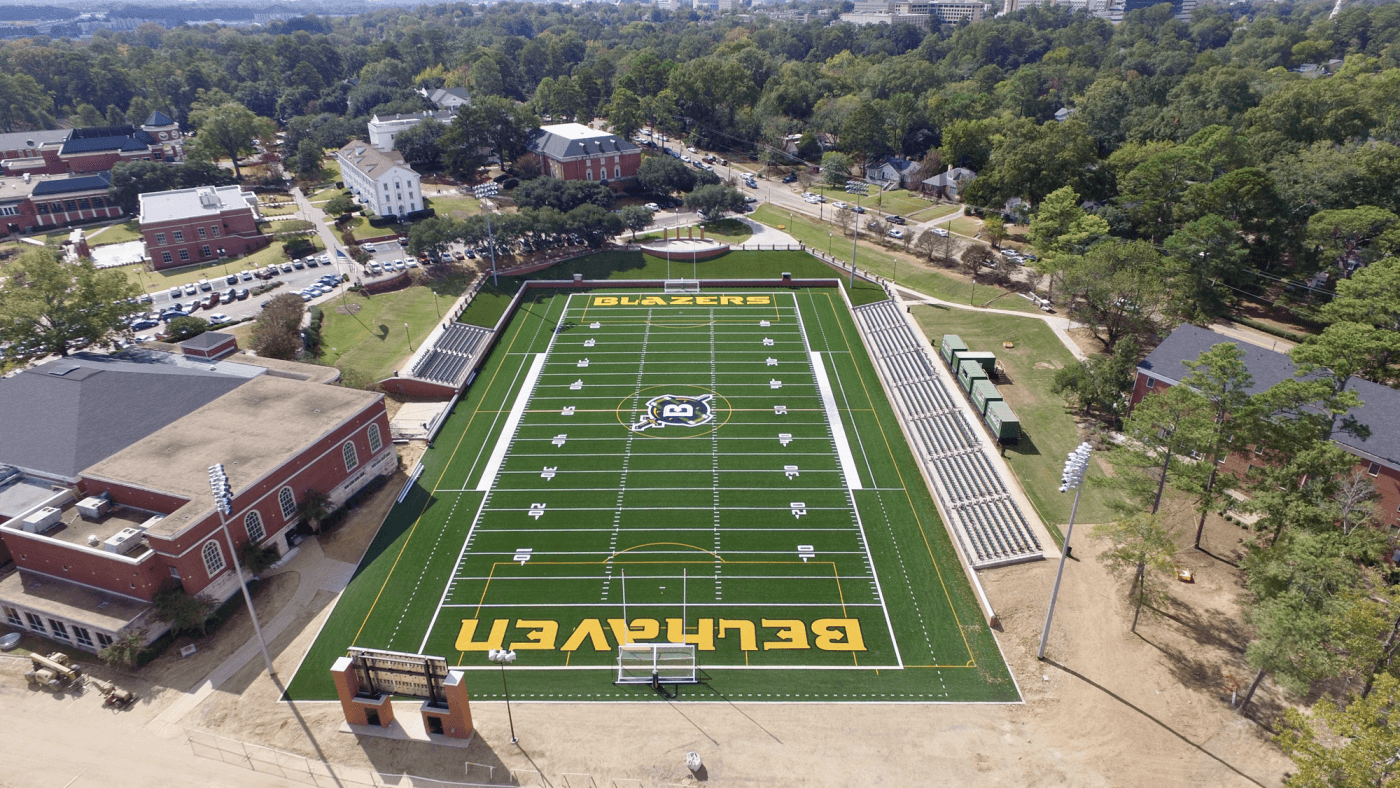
[368,423,383,454]
[202,541,225,576]
[586,170,593,181]
[278,486,296,519]
[615,165,621,179]
[343,441,359,472]
[245,510,265,543]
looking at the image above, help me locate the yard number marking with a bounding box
[774,405,788,415]
[790,502,807,519]
[784,465,800,479]
[541,466,558,480]
[569,379,583,390]
[552,434,568,447]
[770,379,783,390]
[589,321,601,329]
[561,406,576,416]
[778,432,793,446]
[514,548,533,565]
[762,337,775,346]
[766,357,778,366]
[584,338,596,347]
[798,545,815,563]
[759,320,771,327]
[577,358,590,368]
[528,503,547,520]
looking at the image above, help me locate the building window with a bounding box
[202,245,212,258]
[49,202,61,213]
[36,203,49,214]
[0,205,17,217]
[586,170,593,181]
[77,198,90,210]
[202,540,225,576]
[246,510,265,543]
[161,251,172,264]
[95,632,113,649]
[155,233,166,245]
[211,226,220,237]
[343,441,359,472]
[49,620,69,641]
[198,227,207,239]
[169,566,180,579]
[1254,444,1264,456]
[615,166,621,179]
[278,486,297,519]
[4,607,20,627]
[92,196,105,208]
[73,627,93,648]
[173,230,184,242]
[179,249,190,261]
[368,423,383,453]
[25,612,45,633]
[1145,378,1155,389]
[64,199,77,211]
[1370,461,1382,477]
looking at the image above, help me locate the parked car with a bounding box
[280,263,293,273]
[644,202,660,211]
[932,227,949,237]
[886,215,907,225]
[362,242,376,253]
[208,313,230,323]
[292,259,305,269]
[203,294,219,309]
[888,228,905,239]
[225,274,238,286]
[183,283,198,296]
[406,259,419,268]
[306,258,319,268]
[168,287,182,298]
[239,271,254,281]
[130,318,159,331]
[781,173,798,183]
[197,278,212,291]
[235,288,249,300]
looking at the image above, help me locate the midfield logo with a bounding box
[631,393,715,432]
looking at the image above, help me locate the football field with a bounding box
[289,287,1020,703]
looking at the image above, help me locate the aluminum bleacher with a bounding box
[853,300,1042,569]
[409,323,494,387]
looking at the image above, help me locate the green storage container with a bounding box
[958,351,998,377]
[940,334,968,366]
[984,400,1020,442]
[958,358,989,393]
[971,378,1002,415]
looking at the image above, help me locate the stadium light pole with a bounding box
[845,181,869,289]
[487,649,518,744]
[473,182,501,287]
[1037,443,1093,661]
[208,463,275,677]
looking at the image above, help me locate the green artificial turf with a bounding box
[287,287,1018,704]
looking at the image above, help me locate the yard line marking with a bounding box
[439,602,887,608]
[474,353,548,491]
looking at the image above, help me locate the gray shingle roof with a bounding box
[59,135,149,155]
[179,331,235,351]
[0,128,72,152]
[1139,324,1400,466]
[0,353,249,480]
[31,173,111,196]
[527,124,639,161]
[143,111,175,127]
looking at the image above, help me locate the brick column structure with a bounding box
[420,669,474,740]
[330,656,396,729]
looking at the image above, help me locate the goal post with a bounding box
[615,643,699,685]
[664,279,701,293]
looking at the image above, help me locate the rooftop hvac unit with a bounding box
[0,464,20,487]
[22,507,62,533]
[197,187,219,208]
[139,515,164,531]
[76,496,111,520]
[103,527,143,554]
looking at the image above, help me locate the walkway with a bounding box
[735,215,796,248]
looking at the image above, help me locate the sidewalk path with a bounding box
[892,283,1090,362]
[735,215,797,248]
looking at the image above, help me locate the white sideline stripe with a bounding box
[810,351,863,491]
[475,352,547,491]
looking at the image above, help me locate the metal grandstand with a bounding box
[408,323,494,387]
[853,300,1043,569]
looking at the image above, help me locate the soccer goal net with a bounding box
[664,279,701,294]
[616,643,699,685]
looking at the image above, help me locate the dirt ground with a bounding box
[0,455,1301,788]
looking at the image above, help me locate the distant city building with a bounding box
[1000,0,1190,21]
[842,0,987,24]
[526,123,641,188]
[138,185,268,270]
[366,110,456,154]
[336,141,422,220]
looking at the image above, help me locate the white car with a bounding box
[802,194,820,204]
[406,259,419,268]
[888,228,905,239]
[644,202,660,211]
[932,227,949,237]
[832,201,848,210]
[208,312,230,323]
[362,242,376,252]
[687,146,697,153]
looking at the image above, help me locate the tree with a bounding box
[619,205,654,240]
[636,155,698,195]
[1277,673,1400,788]
[684,185,747,219]
[515,178,614,213]
[152,587,220,637]
[1305,206,1400,278]
[1162,215,1247,323]
[983,214,1006,248]
[187,101,273,179]
[1094,514,1178,632]
[1322,255,1400,331]
[1026,186,1108,302]
[1175,343,1255,549]
[835,207,856,238]
[98,628,147,670]
[1061,240,1173,351]
[291,139,323,178]
[563,203,623,248]
[297,488,333,533]
[323,193,358,219]
[913,228,937,260]
[1051,339,1140,427]
[960,244,996,284]
[0,72,54,132]
[1114,382,1216,516]
[1293,321,1400,390]
[0,249,141,358]
[841,100,890,164]
[250,293,305,360]
[165,316,208,341]
[820,152,852,189]
[606,87,646,142]
[393,117,448,169]
[108,159,236,214]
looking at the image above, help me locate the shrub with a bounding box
[239,540,279,574]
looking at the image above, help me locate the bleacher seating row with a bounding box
[408,323,493,386]
[853,299,1043,568]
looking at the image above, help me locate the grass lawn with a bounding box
[907,204,960,222]
[259,202,301,217]
[422,193,481,219]
[308,185,345,203]
[122,238,326,293]
[806,186,931,217]
[751,205,1038,313]
[949,216,983,238]
[910,307,1123,534]
[319,270,475,382]
[343,216,410,241]
[698,217,752,243]
[87,220,142,247]
[456,279,518,327]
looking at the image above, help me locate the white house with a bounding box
[366,110,456,154]
[335,141,422,221]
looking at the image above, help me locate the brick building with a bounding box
[0,116,182,178]
[0,172,122,236]
[138,185,269,270]
[526,123,641,188]
[0,347,395,653]
[1133,324,1400,527]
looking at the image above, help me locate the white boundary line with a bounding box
[474,352,547,492]
[809,352,863,491]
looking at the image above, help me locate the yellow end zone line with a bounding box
[823,292,976,666]
[349,294,567,648]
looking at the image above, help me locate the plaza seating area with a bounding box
[853,299,1042,568]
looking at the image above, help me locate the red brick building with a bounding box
[139,185,270,270]
[0,115,183,178]
[0,172,122,236]
[0,348,395,653]
[1132,324,1400,529]
[526,123,641,188]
